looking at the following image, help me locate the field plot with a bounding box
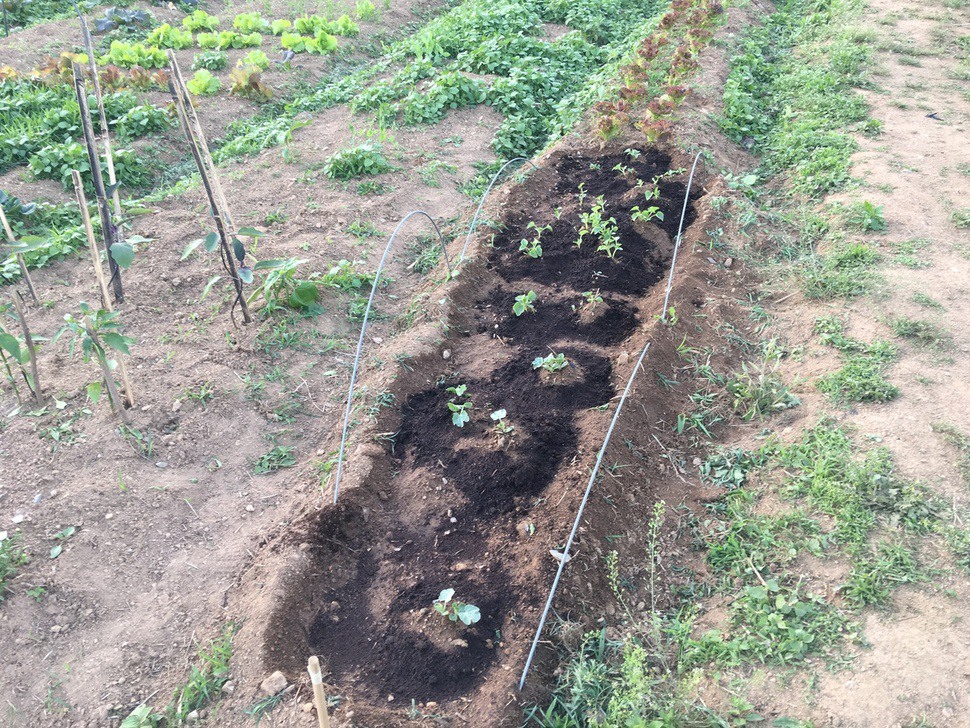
[2,0,969,725]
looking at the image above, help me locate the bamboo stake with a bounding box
[166,50,252,324]
[71,62,124,303]
[85,319,129,424]
[72,171,135,408]
[74,4,123,219]
[306,657,331,728]
[11,291,44,406]
[72,171,112,310]
[0,205,39,304]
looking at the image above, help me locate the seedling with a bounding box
[845,200,887,231]
[532,352,569,373]
[513,291,537,316]
[432,588,481,626]
[446,384,472,427]
[574,289,603,314]
[518,222,550,259]
[631,205,664,223]
[490,409,514,435]
[577,196,621,258]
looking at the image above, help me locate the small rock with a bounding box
[449,639,468,648]
[724,257,733,268]
[172,400,182,412]
[245,504,255,513]
[185,710,199,723]
[221,681,235,695]
[617,351,630,365]
[454,562,470,572]
[260,671,288,696]
[302,703,314,713]
[155,461,168,469]
[330,601,340,611]
[11,515,24,524]
[373,336,383,344]
[441,349,451,360]
[387,694,395,703]
[105,513,113,520]
[550,549,573,564]
[50,625,61,633]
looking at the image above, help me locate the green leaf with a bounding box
[232,238,246,263]
[253,258,287,270]
[238,266,254,284]
[201,275,222,299]
[110,242,135,269]
[288,281,319,308]
[456,603,480,625]
[7,235,49,253]
[745,585,767,601]
[0,333,22,362]
[124,206,154,217]
[204,232,219,253]
[181,238,204,260]
[237,226,267,238]
[101,332,132,354]
[86,381,103,404]
[50,544,63,559]
[437,588,454,604]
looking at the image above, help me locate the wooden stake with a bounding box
[307,657,331,728]
[0,204,39,304]
[71,62,124,304]
[166,50,253,325]
[72,171,135,408]
[11,291,44,406]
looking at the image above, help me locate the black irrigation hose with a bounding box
[331,210,451,504]
[518,150,704,691]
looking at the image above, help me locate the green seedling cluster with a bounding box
[432,588,481,625]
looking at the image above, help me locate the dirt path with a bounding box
[749,0,970,724]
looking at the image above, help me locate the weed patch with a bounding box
[814,317,898,403]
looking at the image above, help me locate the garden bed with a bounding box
[232,141,711,724]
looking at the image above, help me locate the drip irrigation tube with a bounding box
[332,210,451,504]
[518,150,704,691]
[458,157,539,264]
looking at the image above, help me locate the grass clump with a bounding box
[804,243,880,299]
[252,445,297,474]
[323,143,392,180]
[0,533,28,602]
[842,541,925,609]
[725,362,800,420]
[889,316,952,349]
[814,317,899,403]
[912,292,943,310]
[720,0,870,197]
[123,623,237,726]
[778,422,939,545]
[930,422,970,485]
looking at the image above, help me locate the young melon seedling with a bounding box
[518,221,550,259]
[490,408,514,435]
[446,384,472,427]
[433,588,481,626]
[532,352,568,373]
[513,291,537,316]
